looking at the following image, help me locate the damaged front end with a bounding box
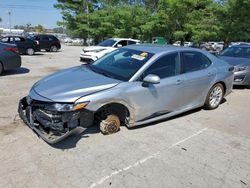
[18,96,94,144]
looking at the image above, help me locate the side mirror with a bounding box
[142,74,160,87]
[116,44,122,48]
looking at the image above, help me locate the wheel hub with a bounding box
[209,86,223,107]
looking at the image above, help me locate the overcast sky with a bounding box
[0,0,62,29]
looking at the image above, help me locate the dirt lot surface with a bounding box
[0,45,250,188]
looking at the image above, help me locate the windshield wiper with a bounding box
[97,71,115,79]
[87,65,115,79]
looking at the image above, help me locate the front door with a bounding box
[125,52,185,122]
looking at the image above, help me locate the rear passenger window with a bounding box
[14,37,21,42]
[144,53,180,79]
[181,51,211,73]
[41,36,49,41]
[128,41,136,45]
[1,37,9,42]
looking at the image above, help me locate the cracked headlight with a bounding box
[235,66,248,72]
[45,102,89,112]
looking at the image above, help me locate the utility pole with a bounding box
[8,11,11,33]
[86,1,90,46]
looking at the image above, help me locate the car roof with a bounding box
[124,44,202,54]
[112,38,140,42]
[231,44,250,48]
[2,35,25,38]
[34,34,55,37]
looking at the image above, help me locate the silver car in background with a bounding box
[19,44,234,144]
[219,45,250,88]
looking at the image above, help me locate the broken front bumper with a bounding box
[18,97,94,144]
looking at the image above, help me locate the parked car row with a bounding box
[0,34,61,75]
[0,34,61,56]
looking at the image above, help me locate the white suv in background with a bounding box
[209,42,224,51]
[80,38,140,63]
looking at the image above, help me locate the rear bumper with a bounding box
[18,96,94,144]
[3,54,21,71]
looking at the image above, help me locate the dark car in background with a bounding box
[219,45,250,88]
[0,36,40,55]
[0,42,21,75]
[29,34,61,52]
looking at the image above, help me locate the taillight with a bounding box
[4,47,19,53]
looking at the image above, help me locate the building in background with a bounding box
[0,28,25,36]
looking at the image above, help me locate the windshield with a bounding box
[89,48,154,81]
[97,39,117,47]
[220,46,250,58]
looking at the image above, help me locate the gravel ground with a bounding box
[0,45,250,188]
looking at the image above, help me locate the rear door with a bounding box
[180,51,215,108]
[39,36,50,49]
[14,37,26,54]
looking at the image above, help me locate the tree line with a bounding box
[55,0,250,45]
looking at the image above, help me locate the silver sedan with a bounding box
[19,44,234,144]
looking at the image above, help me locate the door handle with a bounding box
[208,72,213,77]
[176,80,183,85]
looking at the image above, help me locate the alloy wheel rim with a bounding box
[51,46,57,52]
[28,48,34,55]
[209,86,223,108]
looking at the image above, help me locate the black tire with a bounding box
[50,45,58,52]
[0,62,3,75]
[46,49,50,52]
[246,84,250,89]
[26,48,35,55]
[204,83,224,110]
[100,115,120,135]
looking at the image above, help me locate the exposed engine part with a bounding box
[100,115,120,135]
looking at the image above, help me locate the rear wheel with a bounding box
[205,83,224,110]
[246,84,250,89]
[50,45,58,52]
[26,48,34,55]
[0,63,3,75]
[100,115,120,135]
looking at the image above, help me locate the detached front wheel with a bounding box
[205,83,224,110]
[100,115,120,135]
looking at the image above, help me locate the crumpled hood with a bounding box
[32,66,120,102]
[219,56,250,66]
[83,46,114,52]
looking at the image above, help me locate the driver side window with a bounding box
[144,53,180,79]
[115,40,128,47]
